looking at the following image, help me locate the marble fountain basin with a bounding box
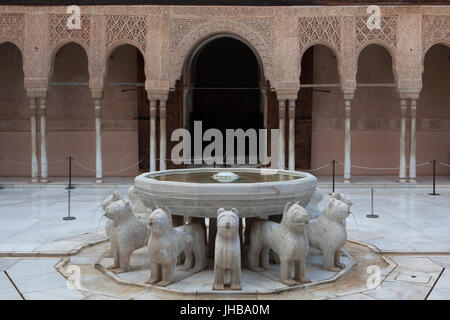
[134,167,317,218]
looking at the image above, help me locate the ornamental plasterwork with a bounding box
[105,15,147,52]
[298,16,341,54]
[355,15,398,51]
[0,13,25,51]
[422,15,450,53]
[48,14,91,52]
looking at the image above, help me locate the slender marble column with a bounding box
[288,99,296,171]
[159,100,167,171]
[278,100,286,170]
[149,99,157,172]
[39,98,48,183]
[399,99,408,183]
[344,99,352,183]
[409,99,417,183]
[30,97,39,183]
[94,99,103,183]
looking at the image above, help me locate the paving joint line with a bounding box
[4,271,25,300]
[425,267,445,300]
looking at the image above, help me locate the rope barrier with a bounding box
[438,161,450,168]
[336,161,432,170]
[302,161,332,172]
[0,157,29,166]
[72,158,143,175]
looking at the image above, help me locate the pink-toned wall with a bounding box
[310,44,450,175]
[1,42,449,178]
[0,42,140,177]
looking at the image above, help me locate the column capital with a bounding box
[397,89,421,100]
[276,91,298,102]
[147,90,169,103]
[26,88,47,99]
[90,88,104,100]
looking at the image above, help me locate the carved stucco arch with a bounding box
[299,41,343,86]
[0,40,24,66]
[422,40,450,71]
[355,41,398,86]
[169,20,274,89]
[102,40,147,81]
[48,39,90,77]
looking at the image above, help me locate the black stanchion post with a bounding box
[63,188,76,221]
[66,156,75,190]
[331,160,336,194]
[366,188,379,218]
[428,159,440,196]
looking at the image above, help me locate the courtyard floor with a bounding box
[0,176,450,300]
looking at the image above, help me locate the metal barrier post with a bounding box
[332,160,336,193]
[428,160,439,196]
[63,188,76,221]
[66,156,75,190]
[366,188,379,218]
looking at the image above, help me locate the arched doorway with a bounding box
[183,36,265,164]
[0,42,27,177]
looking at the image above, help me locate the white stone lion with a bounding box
[146,207,206,286]
[248,202,311,286]
[306,197,350,272]
[213,208,241,290]
[101,191,123,258]
[104,199,150,273]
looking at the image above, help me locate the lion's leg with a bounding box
[334,250,345,269]
[280,260,297,286]
[213,265,225,290]
[322,249,340,272]
[180,250,193,271]
[118,248,133,273]
[231,265,241,290]
[146,262,161,284]
[260,247,273,270]
[158,261,175,287]
[295,260,311,284]
[107,245,120,270]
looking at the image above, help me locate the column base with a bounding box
[40,178,49,183]
[398,178,408,184]
[409,178,417,184]
[343,178,351,184]
[31,177,39,183]
[96,178,104,184]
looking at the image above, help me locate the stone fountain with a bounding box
[92,168,356,294]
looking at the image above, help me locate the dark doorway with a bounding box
[188,37,263,162]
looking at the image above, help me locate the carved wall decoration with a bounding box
[355,16,398,52]
[170,18,274,88]
[0,13,25,51]
[105,15,147,53]
[422,15,450,53]
[298,16,341,55]
[48,14,91,52]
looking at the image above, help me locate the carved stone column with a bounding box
[30,97,39,183]
[344,98,352,183]
[149,99,157,172]
[159,99,167,171]
[94,98,103,184]
[409,98,417,183]
[288,99,296,171]
[278,99,286,170]
[399,99,408,183]
[39,97,48,183]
